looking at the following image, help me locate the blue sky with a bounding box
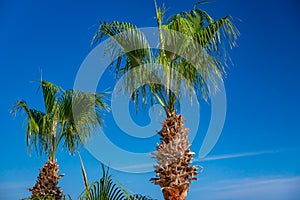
[1,0,300,199]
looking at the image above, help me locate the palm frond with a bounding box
[92,21,152,77]
[78,163,155,200]
[163,6,238,102]
[91,3,238,112]
[12,80,109,159]
[59,89,109,154]
[79,153,91,200]
[11,100,53,156]
[79,164,125,200]
[40,80,60,114]
[195,15,239,50]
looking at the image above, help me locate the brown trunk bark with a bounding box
[151,111,198,200]
[163,185,188,200]
[29,159,64,199]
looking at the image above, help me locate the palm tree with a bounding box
[91,2,238,199]
[12,80,109,199]
[78,155,155,200]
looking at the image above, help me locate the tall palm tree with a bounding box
[92,2,238,199]
[12,80,109,199]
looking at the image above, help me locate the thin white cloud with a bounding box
[0,181,31,199]
[115,150,280,171]
[0,181,32,190]
[195,150,279,162]
[190,175,300,200]
[117,163,153,171]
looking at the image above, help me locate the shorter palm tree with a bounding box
[12,80,109,199]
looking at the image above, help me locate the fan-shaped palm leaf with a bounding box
[12,80,109,159]
[78,159,155,200]
[92,3,238,112]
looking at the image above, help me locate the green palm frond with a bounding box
[92,3,238,113]
[59,90,109,154]
[79,164,126,200]
[78,160,155,200]
[40,80,60,114]
[164,5,238,106]
[92,21,152,77]
[11,100,53,155]
[12,80,109,159]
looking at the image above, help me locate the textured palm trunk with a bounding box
[151,111,198,200]
[29,159,64,199]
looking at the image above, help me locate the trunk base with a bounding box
[163,186,188,200]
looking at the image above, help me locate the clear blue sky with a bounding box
[1,0,300,199]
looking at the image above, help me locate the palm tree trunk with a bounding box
[151,110,198,200]
[29,159,64,199]
[162,185,188,200]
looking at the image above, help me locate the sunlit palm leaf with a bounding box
[92,3,238,112]
[79,163,155,200]
[93,21,152,76]
[40,80,60,114]
[12,80,109,158]
[12,100,53,155]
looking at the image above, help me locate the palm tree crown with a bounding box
[12,80,109,161]
[92,2,238,114]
